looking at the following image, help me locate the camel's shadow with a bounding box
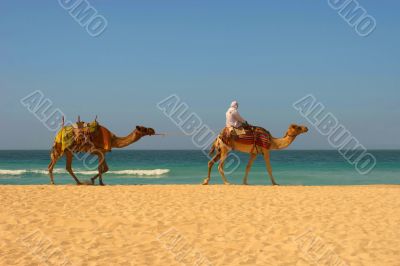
[81,180,96,186]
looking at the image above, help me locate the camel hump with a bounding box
[253,126,271,135]
[220,125,272,150]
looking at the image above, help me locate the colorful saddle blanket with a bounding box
[55,120,103,152]
[221,126,272,152]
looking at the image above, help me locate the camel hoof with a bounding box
[99,183,105,186]
[272,183,279,186]
[202,179,210,185]
[243,182,249,186]
[224,182,231,185]
[76,182,82,186]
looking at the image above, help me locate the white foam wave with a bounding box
[30,169,99,175]
[108,169,170,176]
[0,169,27,175]
[0,168,170,177]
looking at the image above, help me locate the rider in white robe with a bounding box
[226,101,247,128]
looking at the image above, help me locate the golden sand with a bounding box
[0,185,399,265]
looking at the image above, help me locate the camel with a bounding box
[203,124,308,186]
[48,121,155,186]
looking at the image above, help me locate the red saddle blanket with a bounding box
[222,127,272,150]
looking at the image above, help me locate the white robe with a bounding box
[226,107,246,128]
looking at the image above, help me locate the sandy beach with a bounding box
[0,185,399,266]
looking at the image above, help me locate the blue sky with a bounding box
[1,0,399,149]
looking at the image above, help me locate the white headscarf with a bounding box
[230,101,238,109]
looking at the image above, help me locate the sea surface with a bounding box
[0,150,399,185]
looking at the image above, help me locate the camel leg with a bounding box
[263,150,278,186]
[202,153,221,185]
[65,151,82,185]
[48,147,61,185]
[91,153,102,185]
[218,151,231,185]
[243,153,257,185]
[91,152,108,186]
[98,159,109,186]
[91,173,100,185]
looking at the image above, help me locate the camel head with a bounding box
[136,126,156,136]
[287,124,308,137]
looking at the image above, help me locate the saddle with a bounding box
[72,117,98,146]
[55,116,100,153]
[220,125,272,154]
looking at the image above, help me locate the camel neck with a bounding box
[270,134,296,150]
[111,129,143,148]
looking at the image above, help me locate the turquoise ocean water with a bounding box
[0,150,399,185]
